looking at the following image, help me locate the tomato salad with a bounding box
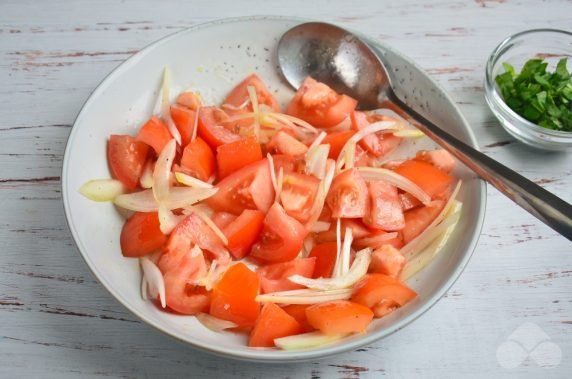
[80,69,462,350]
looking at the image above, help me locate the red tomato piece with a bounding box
[399,192,422,211]
[402,200,445,244]
[136,116,172,155]
[179,137,216,182]
[314,218,372,244]
[120,212,166,257]
[170,104,196,147]
[393,160,453,199]
[267,131,309,157]
[415,149,456,173]
[108,135,149,189]
[176,91,201,111]
[248,302,302,347]
[250,203,308,263]
[256,257,316,293]
[305,300,373,335]
[223,209,265,259]
[282,304,314,332]
[280,172,321,223]
[351,111,381,155]
[351,274,417,309]
[210,263,260,328]
[353,231,404,250]
[286,77,358,128]
[326,168,368,218]
[197,106,241,149]
[363,181,405,231]
[216,136,263,179]
[322,130,356,159]
[369,245,406,278]
[207,159,274,215]
[223,73,280,112]
[308,242,337,278]
[212,212,237,230]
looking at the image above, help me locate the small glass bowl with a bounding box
[485,29,572,151]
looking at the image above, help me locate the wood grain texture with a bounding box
[1,0,571,378]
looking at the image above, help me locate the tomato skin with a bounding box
[363,181,405,231]
[256,257,316,293]
[308,242,337,278]
[210,263,260,328]
[223,209,265,259]
[287,77,357,128]
[250,203,308,264]
[197,106,241,149]
[223,73,280,112]
[248,302,302,347]
[136,116,172,155]
[322,130,356,159]
[326,168,368,218]
[180,137,216,182]
[305,301,373,335]
[280,172,321,223]
[207,159,274,215]
[108,135,149,189]
[216,136,263,179]
[351,274,416,309]
[120,212,166,257]
[170,104,196,147]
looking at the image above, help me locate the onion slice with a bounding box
[158,204,184,234]
[275,332,346,350]
[310,221,331,233]
[79,179,125,202]
[114,189,157,212]
[175,172,214,189]
[353,232,399,250]
[256,288,352,304]
[356,167,431,205]
[161,186,219,210]
[140,257,166,308]
[246,85,260,139]
[267,153,278,194]
[288,248,372,290]
[196,313,237,332]
[152,139,177,202]
[305,160,336,229]
[305,144,330,179]
[160,67,182,145]
[140,160,154,189]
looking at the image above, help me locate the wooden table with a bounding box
[1,1,570,377]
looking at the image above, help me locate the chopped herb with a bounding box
[495,58,572,132]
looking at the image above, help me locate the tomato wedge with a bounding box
[179,137,216,182]
[267,131,308,157]
[250,203,308,263]
[286,77,358,128]
[363,181,405,231]
[216,136,263,179]
[176,91,201,111]
[394,159,453,199]
[166,214,227,260]
[326,168,368,218]
[207,159,274,215]
[322,130,356,159]
[197,106,241,149]
[351,274,417,309]
[306,301,373,335]
[223,209,265,259]
[282,304,314,332]
[210,263,260,328]
[170,104,196,147]
[415,149,456,173]
[108,135,149,189]
[308,242,337,279]
[120,212,166,257]
[212,212,237,230]
[248,302,302,347]
[369,245,406,278]
[223,73,280,112]
[256,257,316,293]
[280,172,320,223]
[136,116,172,155]
[402,200,445,244]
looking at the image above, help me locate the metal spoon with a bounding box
[278,22,572,241]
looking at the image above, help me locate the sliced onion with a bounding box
[160,66,182,145]
[327,116,352,132]
[255,288,352,304]
[307,131,327,152]
[221,98,250,111]
[152,139,177,202]
[275,167,284,204]
[275,332,346,350]
[114,189,157,212]
[289,248,372,290]
[305,160,336,229]
[400,201,462,280]
[310,221,331,233]
[302,237,315,257]
[393,129,424,138]
[246,85,260,139]
[305,144,330,179]
[401,180,462,258]
[140,257,166,308]
[265,112,318,135]
[356,167,431,205]
[335,218,341,273]
[175,171,214,189]
[196,313,237,332]
[267,153,278,194]
[158,204,184,234]
[332,226,353,278]
[79,179,125,202]
[162,186,219,210]
[190,106,201,142]
[353,232,399,250]
[186,205,228,246]
[140,160,154,189]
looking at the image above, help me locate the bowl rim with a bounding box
[61,15,486,362]
[485,28,572,138]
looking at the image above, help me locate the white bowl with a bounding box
[62,16,486,362]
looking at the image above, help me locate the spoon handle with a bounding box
[389,94,572,241]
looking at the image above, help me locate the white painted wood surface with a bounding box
[1,0,571,377]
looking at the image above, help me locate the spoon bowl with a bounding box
[278,22,572,241]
